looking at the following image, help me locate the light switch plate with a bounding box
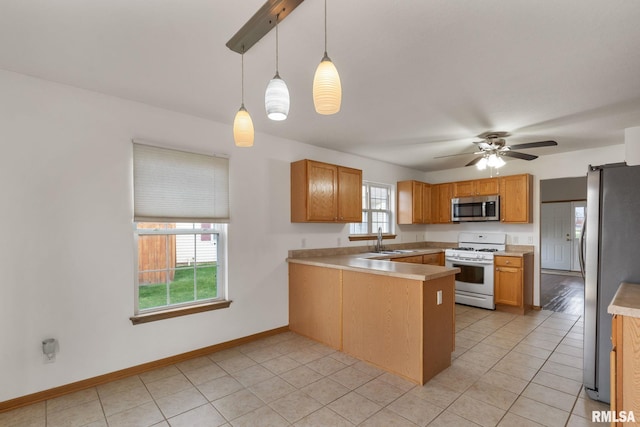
[437,290,442,305]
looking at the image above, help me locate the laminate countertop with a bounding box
[608,282,640,318]
[287,249,459,282]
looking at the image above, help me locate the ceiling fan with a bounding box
[438,131,558,169]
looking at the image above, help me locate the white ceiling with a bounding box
[2,0,640,171]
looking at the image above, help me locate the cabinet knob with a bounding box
[505,260,511,264]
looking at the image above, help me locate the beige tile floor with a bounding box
[0,305,611,427]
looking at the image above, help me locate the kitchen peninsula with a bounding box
[287,249,460,385]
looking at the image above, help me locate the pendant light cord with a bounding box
[275,14,280,74]
[241,46,245,106]
[323,0,327,55]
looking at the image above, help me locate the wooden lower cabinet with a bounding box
[342,271,454,384]
[422,252,444,266]
[610,313,640,426]
[494,254,533,314]
[289,262,455,384]
[288,263,342,349]
[392,253,444,266]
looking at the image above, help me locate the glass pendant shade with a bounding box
[487,153,499,168]
[233,105,254,147]
[476,157,488,170]
[313,53,342,115]
[265,73,290,121]
[495,156,506,168]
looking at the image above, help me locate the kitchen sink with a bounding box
[366,249,416,255]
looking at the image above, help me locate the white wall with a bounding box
[422,144,626,306]
[0,69,426,402]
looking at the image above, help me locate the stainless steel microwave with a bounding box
[451,195,500,222]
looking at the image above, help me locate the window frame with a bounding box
[349,181,395,238]
[130,142,231,325]
[130,223,229,324]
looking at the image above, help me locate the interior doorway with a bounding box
[541,201,586,272]
[539,176,587,314]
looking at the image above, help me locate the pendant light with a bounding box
[233,48,254,147]
[265,13,290,121]
[313,0,341,115]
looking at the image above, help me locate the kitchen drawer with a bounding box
[392,255,424,264]
[423,253,443,266]
[495,256,522,268]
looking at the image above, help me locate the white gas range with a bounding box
[445,232,506,310]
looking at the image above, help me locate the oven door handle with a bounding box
[446,258,494,265]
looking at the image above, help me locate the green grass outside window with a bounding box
[138,264,217,310]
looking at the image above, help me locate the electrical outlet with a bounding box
[301,238,306,248]
[513,236,519,244]
[337,237,341,247]
[528,236,533,244]
[436,290,442,305]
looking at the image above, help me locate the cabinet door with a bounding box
[307,161,339,221]
[337,167,362,222]
[611,314,620,417]
[494,266,522,306]
[500,174,532,223]
[476,178,499,195]
[413,181,425,223]
[453,180,475,197]
[422,183,432,223]
[397,180,429,224]
[434,183,452,223]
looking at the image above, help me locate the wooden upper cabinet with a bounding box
[431,183,453,224]
[291,159,362,223]
[499,174,533,223]
[452,178,499,197]
[476,178,500,196]
[337,166,364,222]
[397,180,431,224]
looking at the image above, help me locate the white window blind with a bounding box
[133,143,229,223]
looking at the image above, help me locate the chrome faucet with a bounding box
[376,227,383,252]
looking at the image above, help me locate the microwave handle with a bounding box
[481,202,486,218]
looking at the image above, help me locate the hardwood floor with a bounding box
[540,272,584,316]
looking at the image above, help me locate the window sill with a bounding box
[130,300,232,325]
[348,234,397,242]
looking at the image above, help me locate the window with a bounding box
[131,142,230,323]
[350,182,392,235]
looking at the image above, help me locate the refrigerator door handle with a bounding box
[579,223,586,279]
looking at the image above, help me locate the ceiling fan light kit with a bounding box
[227,0,341,146]
[440,131,559,173]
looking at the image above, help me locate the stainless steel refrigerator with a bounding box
[582,162,640,403]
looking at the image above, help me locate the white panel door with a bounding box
[541,202,572,270]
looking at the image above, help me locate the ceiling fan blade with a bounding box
[502,151,538,161]
[465,157,483,167]
[434,151,478,159]
[507,140,557,150]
